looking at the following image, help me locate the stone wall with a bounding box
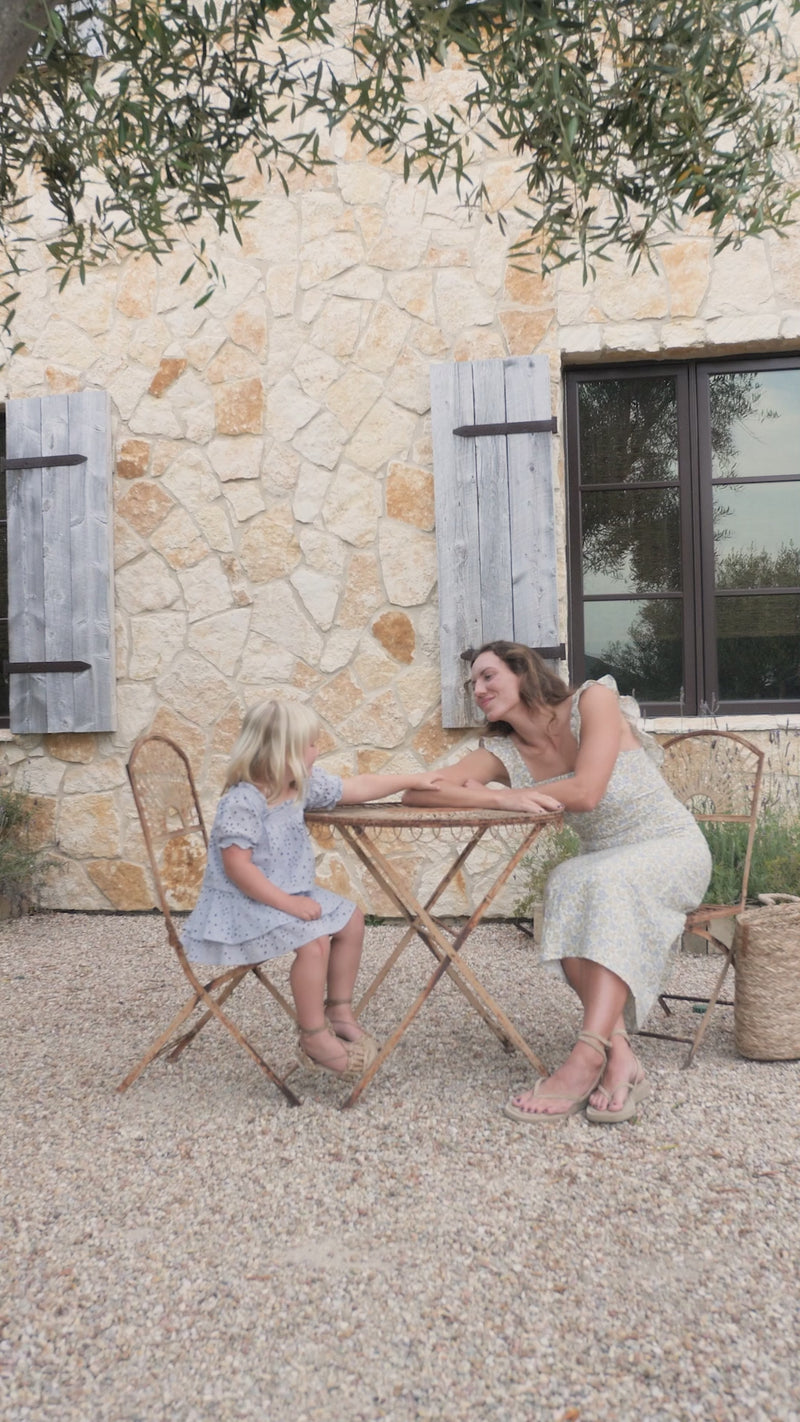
[3,119,800,915]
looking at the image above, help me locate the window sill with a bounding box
[643,714,800,733]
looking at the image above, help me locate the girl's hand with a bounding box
[288,895,322,921]
[410,771,445,792]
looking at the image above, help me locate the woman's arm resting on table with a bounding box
[402,748,563,813]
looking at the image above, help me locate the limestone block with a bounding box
[62,757,128,792]
[658,241,712,318]
[311,298,363,359]
[299,233,364,286]
[337,551,384,630]
[57,792,122,858]
[320,626,361,672]
[368,229,429,271]
[115,610,129,675]
[323,464,380,546]
[300,191,351,241]
[264,444,301,493]
[113,514,144,570]
[116,553,181,613]
[356,303,411,375]
[356,748,390,774]
[313,669,363,726]
[186,318,228,370]
[149,506,209,568]
[39,857,110,911]
[436,271,495,333]
[149,706,207,768]
[413,323,450,357]
[372,610,415,663]
[499,309,554,354]
[594,260,668,323]
[178,555,236,621]
[129,612,187,679]
[294,346,342,401]
[106,365,154,421]
[207,342,261,384]
[388,348,431,415]
[396,665,441,725]
[113,683,157,745]
[347,401,417,474]
[413,715,469,763]
[560,324,603,354]
[44,368,82,394]
[292,461,333,523]
[157,652,234,726]
[207,435,262,483]
[266,324,305,389]
[211,699,246,759]
[149,357,187,398]
[45,733,96,763]
[602,322,661,353]
[189,607,251,676]
[87,860,153,910]
[56,269,115,335]
[266,375,319,442]
[386,464,434,530]
[116,257,158,318]
[294,662,324,693]
[19,755,65,795]
[504,263,554,306]
[250,582,324,663]
[354,648,397,691]
[193,502,234,554]
[239,506,301,582]
[327,266,384,301]
[378,520,436,606]
[116,481,174,538]
[290,566,340,629]
[184,399,217,448]
[705,240,773,317]
[338,166,392,206]
[117,439,150,480]
[40,317,99,369]
[151,440,184,477]
[298,527,347,576]
[27,796,57,848]
[339,690,406,748]
[239,637,296,684]
[127,317,173,370]
[705,313,781,345]
[224,481,266,522]
[227,308,267,355]
[325,368,382,430]
[266,265,298,317]
[220,555,253,608]
[294,410,348,470]
[767,231,800,305]
[215,378,264,435]
[657,321,707,349]
[161,451,221,512]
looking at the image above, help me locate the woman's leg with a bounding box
[510,958,629,1117]
[290,936,349,1071]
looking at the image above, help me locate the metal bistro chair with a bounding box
[639,729,765,1067]
[119,733,302,1104]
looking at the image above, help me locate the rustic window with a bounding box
[3,390,116,734]
[565,355,800,716]
[430,355,561,726]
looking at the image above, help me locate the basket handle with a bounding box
[757,893,800,905]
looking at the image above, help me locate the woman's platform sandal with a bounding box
[585,1030,650,1124]
[325,998,379,1054]
[503,1031,610,1125]
[297,1024,378,1077]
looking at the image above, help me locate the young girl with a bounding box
[182,699,444,1075]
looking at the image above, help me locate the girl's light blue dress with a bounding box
[483,678,712,1028]
[181,766,355,967]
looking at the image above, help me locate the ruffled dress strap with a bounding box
[571,676,663,766]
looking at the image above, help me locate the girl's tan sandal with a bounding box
[324,998,379,1054]
[297,1024,378,1077]
[503,1031,610,1125]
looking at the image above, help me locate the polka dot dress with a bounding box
[181,767,355,967]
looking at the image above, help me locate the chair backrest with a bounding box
[127,734,208,934]
[661,730,765,913]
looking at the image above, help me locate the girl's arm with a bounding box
[338,769,445,805]
[402,748,564,814]
[220,845,321,920]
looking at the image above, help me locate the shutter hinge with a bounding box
[0,455,87,471]
[3,660,91,677]
[453,419,557,437]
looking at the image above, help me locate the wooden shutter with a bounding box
[430,355,560,726]
[4,390,116,733]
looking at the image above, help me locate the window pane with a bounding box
[578,376,679,485]
[709,369,800,479]
[583,487,681,593]
[717,595,800,700]
[713,485,800,588]
[584,599,683,702]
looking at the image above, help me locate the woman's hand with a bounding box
[287,895,322,921]
[470,781,563,814]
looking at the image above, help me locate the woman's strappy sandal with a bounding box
[503,1031,610,1124]
[297,1024,378,1077]
[325,998,379,1054]
[585,1030,650,1124]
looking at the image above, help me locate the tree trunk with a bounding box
[0,0,48,95]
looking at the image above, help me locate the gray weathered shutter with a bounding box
[4,390,116,733]
[430,355,560,726]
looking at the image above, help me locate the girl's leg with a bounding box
[510,958,630,1117]
[324,908,373,1043]
[290,936,349,1071]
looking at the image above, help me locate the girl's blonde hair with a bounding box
[224,700,320,802]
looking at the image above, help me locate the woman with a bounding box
[403,641,712,1125]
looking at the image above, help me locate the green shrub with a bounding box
[0,785,55,916]
[513,825,581,917]
[699,812,800,904]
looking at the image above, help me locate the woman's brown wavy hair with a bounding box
[465,640,572,738]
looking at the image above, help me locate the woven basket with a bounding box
[734,895,800,1061]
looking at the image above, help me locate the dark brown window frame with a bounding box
[565,353,800,717]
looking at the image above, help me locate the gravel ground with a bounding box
[2,913,799,1422]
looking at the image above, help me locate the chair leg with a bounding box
[166,967,250,1061]
[118,991,202,1092]
[683,945,735,1068]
